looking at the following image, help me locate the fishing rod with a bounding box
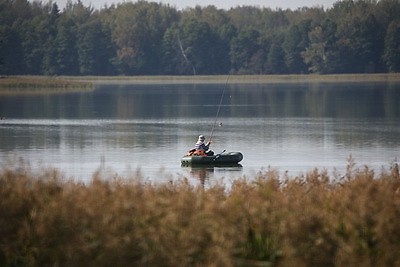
[209,75,230,142]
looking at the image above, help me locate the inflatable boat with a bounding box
[181,151,243,166]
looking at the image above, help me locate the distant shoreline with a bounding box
[1,74,400,88]
[0,76,94,95]
[0,76,94,88]
[63,73,400,84]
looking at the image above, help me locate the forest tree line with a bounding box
[1,0,400,76]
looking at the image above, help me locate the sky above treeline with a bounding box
[38,0,338,10]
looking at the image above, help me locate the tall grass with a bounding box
[64,73,400,85]
[0,76,93,95]
[1,159,399,266]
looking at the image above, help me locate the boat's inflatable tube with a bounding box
[181,152,243,166]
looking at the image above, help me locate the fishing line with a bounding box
[209,76,229,142]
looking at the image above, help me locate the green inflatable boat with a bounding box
[181,151,243,166]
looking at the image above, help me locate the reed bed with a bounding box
[1,159,399,266]
[2,74,400,87]
[66,73,400,85]
[0,76,93,95]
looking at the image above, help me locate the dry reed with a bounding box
[0,76,93,95]
[1,159,399,266]
[61,73,400,85]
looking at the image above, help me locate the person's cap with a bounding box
[198,135,205,140]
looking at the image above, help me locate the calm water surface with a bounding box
[1,81,399,186]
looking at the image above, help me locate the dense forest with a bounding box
[0,0,399,75]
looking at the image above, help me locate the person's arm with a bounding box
[201,143,209,151]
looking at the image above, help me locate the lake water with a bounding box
[1,81,399,186]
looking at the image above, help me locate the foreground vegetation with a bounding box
[1,159,400,266]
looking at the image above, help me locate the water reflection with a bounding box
[1,82,399,120]
[0,81,399,182]
[181,164,243,188]
[0,86,93,96]
[182,166,214,188]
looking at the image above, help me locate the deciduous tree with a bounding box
[383,20,400,72]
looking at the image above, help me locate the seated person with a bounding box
[188,135,214,156]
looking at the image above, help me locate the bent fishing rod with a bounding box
[209,75,230,143]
